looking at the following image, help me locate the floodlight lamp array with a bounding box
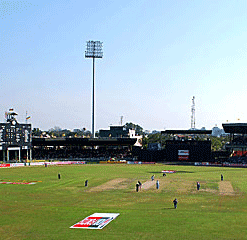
[85,41,103,58]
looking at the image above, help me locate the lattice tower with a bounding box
[191,96,195,129]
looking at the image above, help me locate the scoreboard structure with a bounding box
[165,140,211,162]
[0,111,32,162]
[162,129,212,162]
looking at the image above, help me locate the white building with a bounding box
[212,126,226,137]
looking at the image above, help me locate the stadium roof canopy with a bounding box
[222,123,247,134]
[161,130,212,135]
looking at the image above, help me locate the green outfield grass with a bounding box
[1,164,247,240]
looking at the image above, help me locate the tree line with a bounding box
[32,122,229,151]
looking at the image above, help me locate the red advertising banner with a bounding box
[0,164,11,168]
[0,181,36,184]
[70,213,119,229]
[178,150,189,161]
[178,156,189,160]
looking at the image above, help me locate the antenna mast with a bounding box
[191,96,195,129]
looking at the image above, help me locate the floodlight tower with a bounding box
[191,96,195,129]
[85,40,103,138]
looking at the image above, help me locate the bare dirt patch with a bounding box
[219,181,235,196]
[137,178,194,193]
[88,178,127,192]
[142,180,156,190]
[141,178,175,191]
[175,180,194,193]
[160,179,194,193]
[199,188,218,194]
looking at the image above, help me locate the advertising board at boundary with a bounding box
[0,161,155,168]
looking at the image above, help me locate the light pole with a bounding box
[85,40,103,138]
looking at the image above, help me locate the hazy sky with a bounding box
[1,0,247,131]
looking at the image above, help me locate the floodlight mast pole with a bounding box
[92,56,95,138]
[85,40,103,138]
